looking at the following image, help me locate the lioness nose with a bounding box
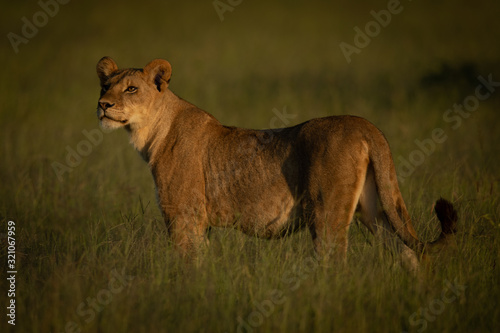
[99,100,115,110]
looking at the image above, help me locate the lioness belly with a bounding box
[206,180,302,238]
[237,193,301,238]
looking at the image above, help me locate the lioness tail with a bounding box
[434,198,458,236]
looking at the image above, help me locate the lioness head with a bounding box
[96,57,172,130]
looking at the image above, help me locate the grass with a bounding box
[1,0,499,332]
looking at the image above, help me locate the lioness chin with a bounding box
[96,57,457,270]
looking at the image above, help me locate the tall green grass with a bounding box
[1,0,499,332]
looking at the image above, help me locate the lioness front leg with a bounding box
[166,216,209,259]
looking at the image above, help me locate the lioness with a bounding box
[96,57,457,268]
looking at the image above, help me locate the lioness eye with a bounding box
[125,86,138,93]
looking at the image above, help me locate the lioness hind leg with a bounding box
[309,185,364,264]
[357,168,419,272]
[374,216,420,273]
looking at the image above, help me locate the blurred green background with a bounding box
[1,0,499,332]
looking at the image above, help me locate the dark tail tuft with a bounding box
[434,198,458,235]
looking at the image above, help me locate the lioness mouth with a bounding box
[101,114,128,124]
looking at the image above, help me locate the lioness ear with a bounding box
[96,57,118,86]
[144,59,172,92]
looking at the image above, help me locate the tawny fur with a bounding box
[96,57,458,268]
